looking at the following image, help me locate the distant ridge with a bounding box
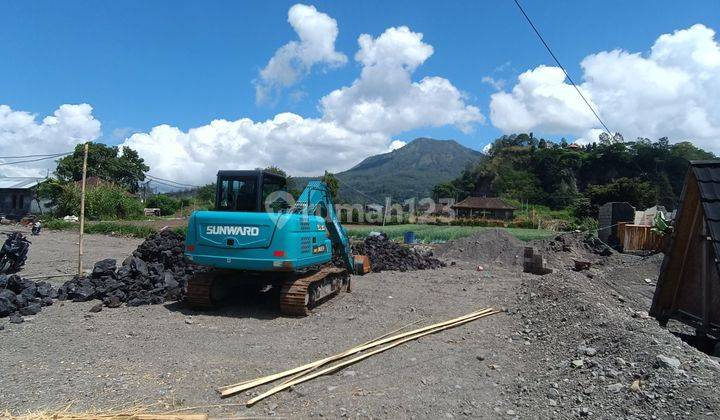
[292,138,483,203]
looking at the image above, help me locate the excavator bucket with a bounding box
[354,255,371,275]
[650,161,720,337]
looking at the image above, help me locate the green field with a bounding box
[43,218,555,243]
[345,224,554,243]
[43,219,157,238]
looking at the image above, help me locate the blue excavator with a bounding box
[183,170,369,315]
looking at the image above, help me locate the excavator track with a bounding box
[184,270,220,309]
[279,266,349,316]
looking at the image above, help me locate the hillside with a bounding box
[437,133,717,213]
[293,138,483,203]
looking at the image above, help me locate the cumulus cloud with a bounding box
[490,24,720,153]
[120,25,483,184]
[3,23,482,186]
[321,26,483,134]
[255,4,347,104]
[0,104,101,177]
[122,113,388,183]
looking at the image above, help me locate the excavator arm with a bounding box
[293,181,355,273]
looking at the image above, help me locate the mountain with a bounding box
[292,138,483,203]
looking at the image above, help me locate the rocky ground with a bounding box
[1,228,719,418]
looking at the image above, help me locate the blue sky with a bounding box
[0,1,718,180]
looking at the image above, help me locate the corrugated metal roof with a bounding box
[0,177,42,189]
[691,161,720,272]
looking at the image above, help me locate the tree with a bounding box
[195,183,216,209]
[55,142,149,192]
[146,194,181,216]
[321,171,339,200]
[262,166,288,178]
[586,177,659,209]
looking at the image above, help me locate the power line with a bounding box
[0,152,72,159]
[146,178,195,190]
[512,0,613,136]
[0,152,72,166]
[146,174,200,188]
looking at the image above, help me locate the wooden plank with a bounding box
[245,310,500,406]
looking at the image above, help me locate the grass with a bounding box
[43,219,157,238]
[43,218,553,243]
[345,224,554,243]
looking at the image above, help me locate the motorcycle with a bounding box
[0,232,31,273]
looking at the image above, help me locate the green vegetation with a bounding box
[37,143,150,220]
[43,182,144,220]
[321,171,340,200]
[42,219,157,238]
[55,142,149,193]
[435,134,716,223]
[345,224,553,243]
[146,194,181,216]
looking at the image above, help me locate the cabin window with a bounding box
[217,177,257,212]
[262,177,288,212]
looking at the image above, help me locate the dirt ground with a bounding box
[0,226,142,281]
[2,228,720,419]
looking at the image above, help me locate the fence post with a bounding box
[77,142,89,276]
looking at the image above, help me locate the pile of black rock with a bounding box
[353,233,445,272]
[57,230,196,308]
[0,274,56,323]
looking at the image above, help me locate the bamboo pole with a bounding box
[77,142,89,276]
[276,319,424,388]
[218,308,494,397]
[246,310,500,406]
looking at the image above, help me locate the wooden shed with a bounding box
[451,196,517,220]
[650,161,720,338]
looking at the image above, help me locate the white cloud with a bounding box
[387,139,407,152]
[120,25,483,185]
[489,65,599,135]
[0,104,101,177]
[481,76,505,91]
[3,24,482,186]
[255,4,347,104]
[122,113,388,183]
[490,24,720,153]
[321,26,484,134]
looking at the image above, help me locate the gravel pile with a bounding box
[505,250,720,418]
[57,230,195,308]
[534,233,614,270]
[352,233,445,272]
[0,274,56,323]
[435,229,524,266]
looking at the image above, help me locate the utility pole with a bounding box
[77,142,89,276]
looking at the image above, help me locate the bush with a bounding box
[43,219,158,238]
[85,222,155,238]
[146,194,181,216]
[54,183,143,220]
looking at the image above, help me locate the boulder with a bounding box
[0,296,16,316]
[92,258,117,277]
[19,302,41,316]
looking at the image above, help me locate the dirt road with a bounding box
[2,229,719,418]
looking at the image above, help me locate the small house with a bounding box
[451,196,516,220]
[650,160,720,337]
[0,177,48,219]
